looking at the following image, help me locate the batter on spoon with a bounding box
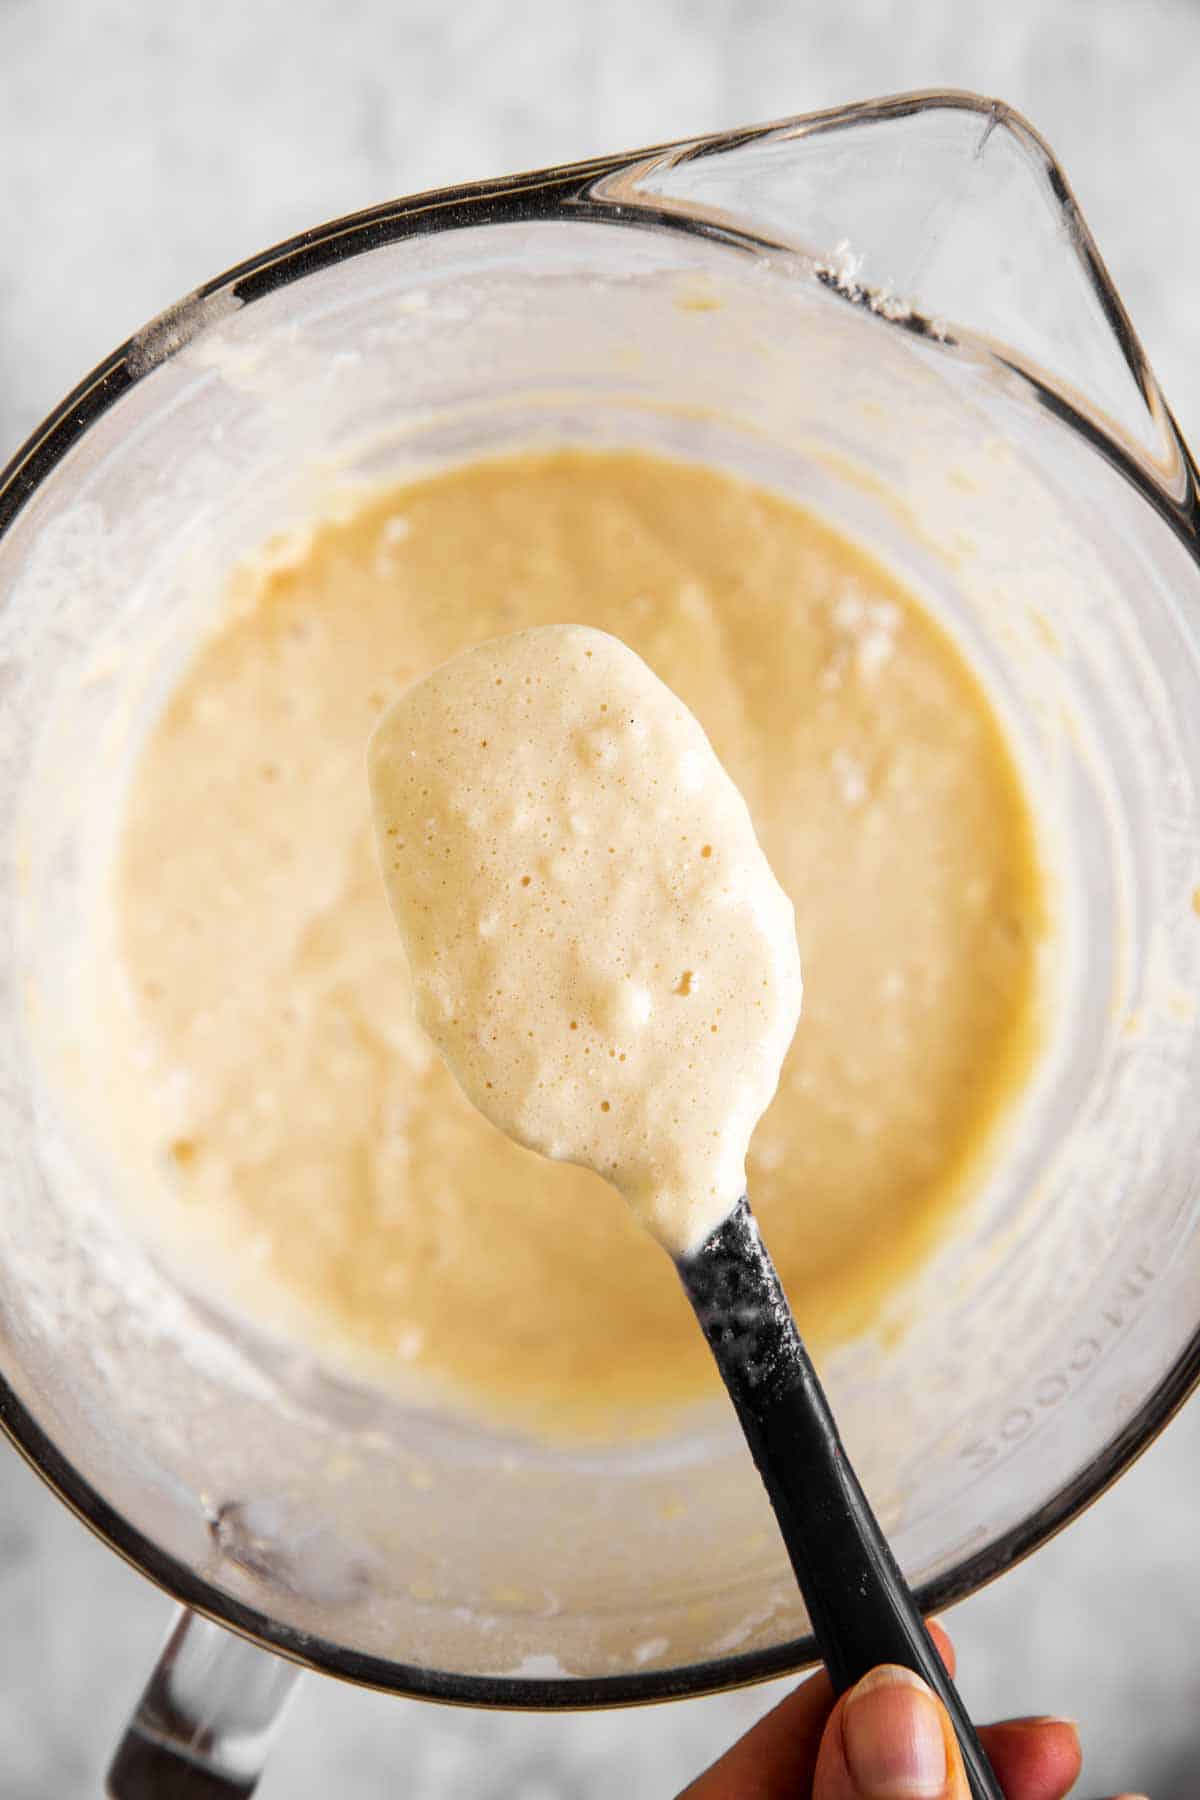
[368,623,803,1254]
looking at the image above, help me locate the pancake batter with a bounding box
[105,449,1046,1437]
[368,624,804,1253]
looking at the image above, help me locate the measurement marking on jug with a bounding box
[960,1252,1158,1473]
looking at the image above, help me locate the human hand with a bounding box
[679,1622,1140,1800]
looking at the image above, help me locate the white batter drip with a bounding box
[368,624,804,1253]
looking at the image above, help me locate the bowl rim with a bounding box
[2,86,1199,1707]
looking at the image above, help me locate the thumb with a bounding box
[813,1666,969,1800]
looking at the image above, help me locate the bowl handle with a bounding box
[106,1607,300,1798]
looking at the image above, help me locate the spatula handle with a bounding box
[677,1197,1003,1800]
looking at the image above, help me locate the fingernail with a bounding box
[843,1666,948,1798]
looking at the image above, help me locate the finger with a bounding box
[975,1718,1082,1800]
[813,1665,969,1799]
[926,1621,956,1679]
[677,1626,957,1800]
[676,1665,835,1798]
[813,1674,1084,1800]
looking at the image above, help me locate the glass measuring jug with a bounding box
[1,91,1198,1796]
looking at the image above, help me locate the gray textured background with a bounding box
[2,2,1199,1794]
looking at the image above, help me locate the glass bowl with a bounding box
[1,87,1198,1793]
